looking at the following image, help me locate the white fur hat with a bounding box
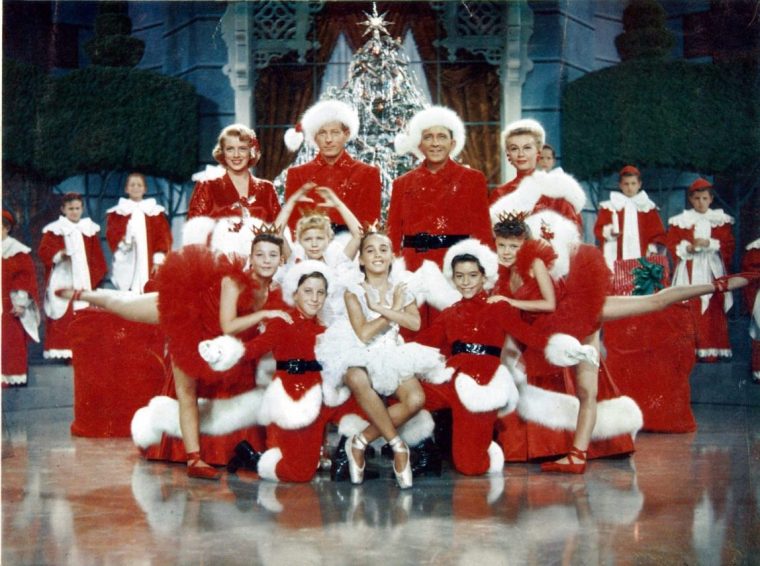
[394,105,466,160]
[284,100,360,152]
[281,260,334,306]
[442,238,499,291]
[501,118,546,149]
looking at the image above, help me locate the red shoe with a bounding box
[541,447,587,474]
[186,451,222,480]
[713,272,760,292]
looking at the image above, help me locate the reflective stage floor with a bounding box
[3,403,759,565]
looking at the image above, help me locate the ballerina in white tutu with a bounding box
[317,228,446,489]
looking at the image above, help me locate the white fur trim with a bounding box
[43,216,100,238]
[284,127,305,152]
[2,236,31,258]
[257,448,283,481]
[419,363,454,385]
[398,410,435,447]
[297,99,359,147]
[442,238,499,291]
[181,216,216,247]
[501,118,545,150]
[396,105,466,160]
[337,413,370,438]
[43,349,72,359]
[130,389,264,448]
[406,260,462,310]
[2,373,27,385]
[259,378,322,429]
[454,366,516,413]
[516,384,642,439]
[280,260,334,307]
[545,334,598,367]
[191,164,226,182]
[746,238,760,251]
[321,383,351,407]
[198,335,246,372]
[487,441,505,474]
[107,197,166,217]
[208,216,264,258]
[668,208,734,229]
[525,210,581,278]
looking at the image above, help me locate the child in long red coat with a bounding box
[2,210,40,386]
[39,193,106,359]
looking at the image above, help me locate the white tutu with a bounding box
[316,318,446,397]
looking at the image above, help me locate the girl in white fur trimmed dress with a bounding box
[316,229,447,489]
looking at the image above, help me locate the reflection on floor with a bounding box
[2,404,759,565]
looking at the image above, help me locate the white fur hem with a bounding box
[696,348,732,359]
[258,448,283,481]
[455,366,517,413]
[337,414,370,438]
[398,410,435,447]
[43,349,72,359]
[130,389,263,448]
[259,379,322,430]
[2,373,27,385]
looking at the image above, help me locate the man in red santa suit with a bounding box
[283,99,381,234]
[387,106,493,326]
[667,178,735,362]
[2,210,40,386]
[593,165,666,285]
[38,193,106,359]
[184,124,281,256]
[106,172,173,293]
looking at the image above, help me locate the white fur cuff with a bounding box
[198,335,245,371]
[545,334,599,367]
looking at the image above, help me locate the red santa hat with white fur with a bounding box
[394,105,466,160]
[284,99,360,152]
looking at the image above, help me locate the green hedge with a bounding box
[561,60,759,180]
[33,66,198,182]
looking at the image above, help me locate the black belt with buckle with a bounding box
[275,359,323,374]
[451,341,501,358]
[401,233,469,252]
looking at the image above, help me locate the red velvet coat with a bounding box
[105,202,173,269]
[593,206,666,260]
[284,151,381,232]
[188,173,281,222]
[387,159,493,271]
[38,220,107,290]
[2,240,39,378]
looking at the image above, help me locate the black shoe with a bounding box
[227,440,261,474]
[331,436,350,482]
[411,438,442,478]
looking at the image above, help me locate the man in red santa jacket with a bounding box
[38,193,106,359]
[284,99,381,234]
[667,178,735,361]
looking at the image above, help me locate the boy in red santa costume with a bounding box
[106,172,173,293]
[39,193,106,359]
[184,124,281,255]
[412,238,597,476]
[2,210,40,386]
[594,165,666,279]
[199,261,367,483]
[284,99,382,234]
[667,178,735,361]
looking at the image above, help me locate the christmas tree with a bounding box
[275,5,426,217]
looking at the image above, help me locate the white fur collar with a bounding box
[746,238,760,251]
[2,236,31,258]
[107,197,165,216]
[43,216,100,237]
[668,208,733,229]
[603,190,656,213]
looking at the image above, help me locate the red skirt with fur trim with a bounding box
[141,245,266,464]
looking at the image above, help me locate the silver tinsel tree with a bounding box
[275,5,427,218]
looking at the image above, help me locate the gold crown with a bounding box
[252,223,281,236]
[361,219,387,235]
[496,210,530,224]
[298,206,330,219]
